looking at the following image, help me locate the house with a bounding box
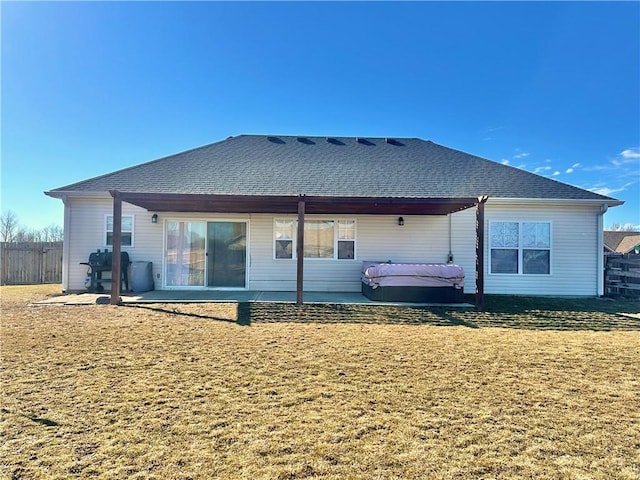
[45,135,622,303]
[604,231,640,255]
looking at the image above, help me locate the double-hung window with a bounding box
[490,221,551,274]
[274,219,356,260]
[106,215,134,247]
[275,219,295,259]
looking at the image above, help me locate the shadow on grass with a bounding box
[123,304,241,324]
[28,416,59,427]
[1,408,60,427]
[242,297,640,331]
[123,297,639,331]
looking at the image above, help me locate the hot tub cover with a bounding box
[362,261,465,289]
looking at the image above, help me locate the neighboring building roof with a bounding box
[604,231,640,254]
[47,135,620,203]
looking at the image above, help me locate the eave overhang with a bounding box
[108,191,480,216]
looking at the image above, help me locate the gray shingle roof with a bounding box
[47,135,618,202]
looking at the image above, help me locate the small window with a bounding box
[522,222,550,274]
[337,220,355,259]
[274,219,294,259]
[490,222,519,273]
[490,221,550,275]
[106,215,133,247]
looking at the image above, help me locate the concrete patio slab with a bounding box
[32,290,474,308]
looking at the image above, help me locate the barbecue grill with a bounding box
[81,250,130,293]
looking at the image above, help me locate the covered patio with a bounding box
[107,191,488,308]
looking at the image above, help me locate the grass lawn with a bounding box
[1,285,639,479]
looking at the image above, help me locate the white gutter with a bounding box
[45,190,112,200]
[46,191,625,207]
[488,197,624,207]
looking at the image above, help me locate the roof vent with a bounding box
[326,137,345,145]
[267,136,285,144]
[297,137,315,145]
[385,138,404,146]
[356,138,374,146]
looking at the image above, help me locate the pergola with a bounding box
[107,191,489,308]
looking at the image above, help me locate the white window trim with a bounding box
[273,218,357,261]
[489,220,552,275]
[105,214,134,248]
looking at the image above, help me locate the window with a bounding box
[337,220,355,259]
[490,221,550,274]
[274,219,356,260]
[106,215,133,247]
[304,220,335,258]
[275,219,294,259]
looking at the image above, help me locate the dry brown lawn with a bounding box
[1,285,639,479]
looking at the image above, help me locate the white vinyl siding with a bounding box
[63,197,163,292]
[482,203,600,295]
[61,196,603,296]
[255,215,455,292]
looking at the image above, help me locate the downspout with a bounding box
[597,204,608,296]
[447,214,454,264]
[61,194,71,292]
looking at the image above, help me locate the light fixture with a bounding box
[398,217,404,226]
[151,213,158,224]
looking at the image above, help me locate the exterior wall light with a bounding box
[398,217,404,226]
[151,213,158,224]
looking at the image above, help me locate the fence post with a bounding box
[604,253,640,297]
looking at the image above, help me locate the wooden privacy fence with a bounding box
[0,242,63,285]
[605,253,640,297]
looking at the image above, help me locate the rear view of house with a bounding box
[45,135,622,300]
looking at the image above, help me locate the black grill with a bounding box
[81,250,130,292]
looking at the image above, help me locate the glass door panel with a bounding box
[165,221,206,287]
[207,222,246,288]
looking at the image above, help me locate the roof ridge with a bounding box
[240,134,419,140]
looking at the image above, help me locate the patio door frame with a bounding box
[162,217,250,290]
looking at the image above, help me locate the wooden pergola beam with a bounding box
[296,195,305,305]
[475,195,488,311]
[111,192,479,216]
[110,191,122,305]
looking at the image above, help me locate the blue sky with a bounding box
[2,1,639,229]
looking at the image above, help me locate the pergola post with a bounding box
[475,195,488,310]
[296,195,305,305]
[109,190,122,305]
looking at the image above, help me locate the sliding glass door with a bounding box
[207,222,246,288]
[165,221,206,287]
[164,220,246,288]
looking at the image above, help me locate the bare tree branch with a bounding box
[0,210,20,242]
